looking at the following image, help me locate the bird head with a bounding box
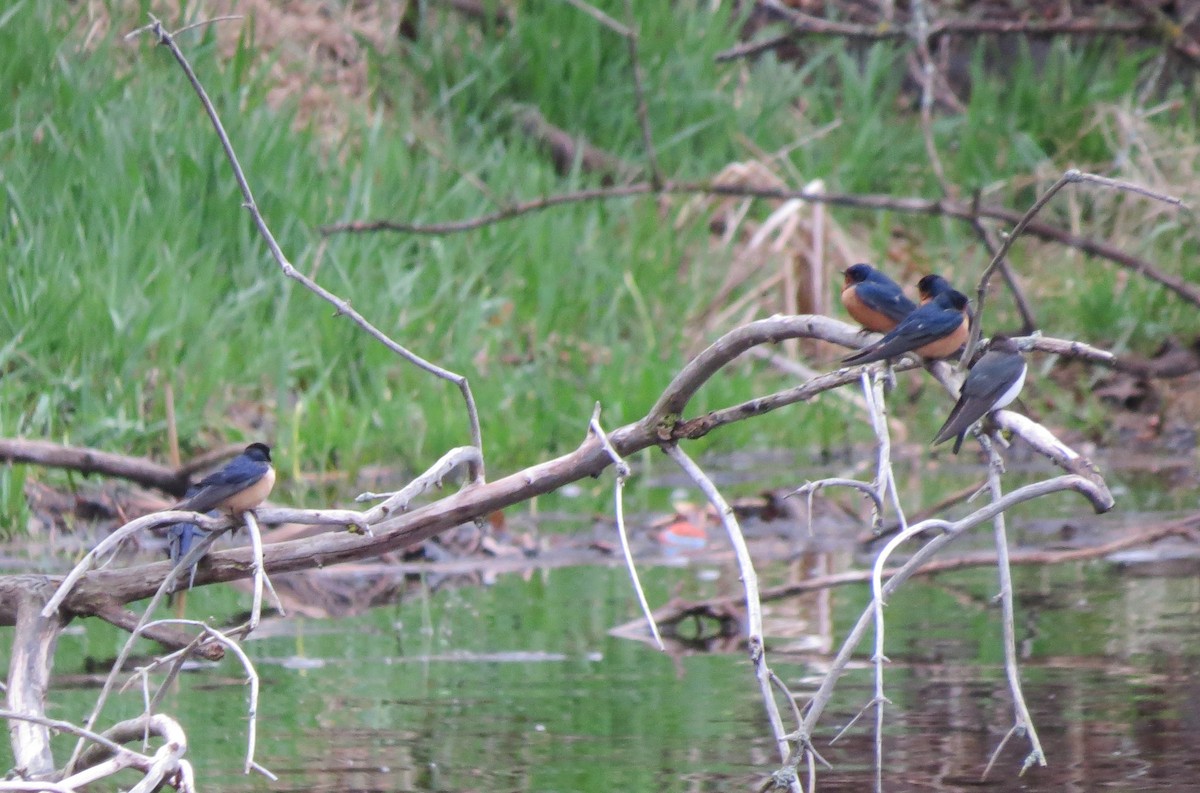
[917,274,953,302]
[842,263,874,286]
[244,442,272,462]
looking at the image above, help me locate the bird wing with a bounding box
[932,352,1027,446]
[856,280,917,324]
[175,460,268,513]
[960,353,1026,407]
[844,309,960,364]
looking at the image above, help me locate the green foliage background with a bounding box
[1,1,1196,526]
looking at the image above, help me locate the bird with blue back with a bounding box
[840,263,917,333]
[166,442,275,595]
[842,288,970,365]
[932,335,1027,453]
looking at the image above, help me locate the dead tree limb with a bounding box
[6,586,64,779]
[718,3,1166,63]
[320,179,1200,314]
[0,440,188,496]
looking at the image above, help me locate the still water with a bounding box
[16,543,1200,793]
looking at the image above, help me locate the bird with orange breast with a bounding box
[842,288,970,365]
[840,263,917,333]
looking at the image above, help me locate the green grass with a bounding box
[1,2,1197,528]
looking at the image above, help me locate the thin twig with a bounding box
[864,373,905,532]
[792,478,885,529]
[621,0,661,187]
[243,511,268,632]
[562,0,628,35]
[357,446,484,521]
[42,510,223,618]
[718,6,1151,61]
[0,710,131,759]
[965,210,1038,335]
[623,515,1198,634]
[135,17,484,479]
[589,404,663,651]
[801,475,1110,738]
[861,370,904,793]
[980,435,1045,775]
[122,620,267,777]
[966,168,1191,360]
[62,525,225,774]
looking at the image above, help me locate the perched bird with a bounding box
[917,273,954,303]
[174,442,275,515]
[842,289,970,365]
[932,335,1027,453]
[840,263,917,333]
[167,485,212,592]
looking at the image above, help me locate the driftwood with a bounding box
[0,440,243,498]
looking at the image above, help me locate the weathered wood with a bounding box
[7,581,65,778]
[1,321,1115,629]
[0,439,191,496]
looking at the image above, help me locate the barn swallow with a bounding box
[932,335,1026,453]
[840,263,917,333]
[174,442,275,515]
[841,288,970,365]
[917,273,954,303]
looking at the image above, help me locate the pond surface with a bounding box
[3,448,1199,792]
[10,541,1200,793]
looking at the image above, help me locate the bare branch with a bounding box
[718,5,1154,62]
[357,446,483,521]
[617,515,1198,635]
[0,439,189,496]
[0,709,129,763]
[967,169,1192,360]
[645,314,869,425]
[663,444,797,782]
[980,436,1045,774]
[320,179,1200,313]
[5,326,1115,631]
[6,596,65,777]
[801,475,1110,740]
[41,510,223,619]
[589,404,663,651]
[135,18,484,478]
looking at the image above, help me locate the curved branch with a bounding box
[4,325,1113,627]
[801,474,1110,738]
[967,169,1191,360]
[644,314,866,427]
[664,444,798,785]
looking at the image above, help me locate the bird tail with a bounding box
[842,347,882,365]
